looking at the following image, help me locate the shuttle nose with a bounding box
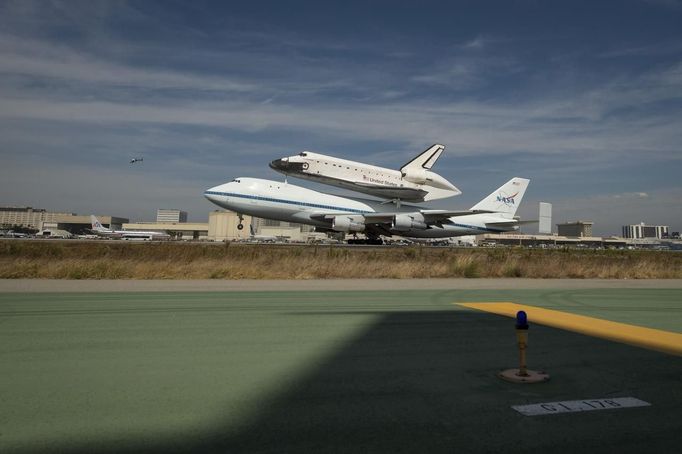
[269,158,289,171]
[270,157,308,173]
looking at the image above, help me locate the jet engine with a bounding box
[401,168,428,184]
[392,213,427,231]
[332,216,365,232]
[401,168,459,191]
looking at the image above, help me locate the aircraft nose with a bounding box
[203,185,222,202]
[269,158,289,171]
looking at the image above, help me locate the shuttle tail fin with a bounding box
[470,177,530,219]
[400,144,445,173]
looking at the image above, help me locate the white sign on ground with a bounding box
[512,397,650,416]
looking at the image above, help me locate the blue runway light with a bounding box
[516,310,529,330]
[499,308,549,383]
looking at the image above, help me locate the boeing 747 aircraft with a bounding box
[269,144,460,203]
[204,177,531,244]
[90,215,171,240]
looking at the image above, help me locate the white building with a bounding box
[156,209,187,223]
[622,223,669,239]
[0,206,75,229]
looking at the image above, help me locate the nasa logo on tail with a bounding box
[496,192,518,206]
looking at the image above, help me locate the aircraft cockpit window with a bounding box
[233,179,241,183]
[299,152,307,157]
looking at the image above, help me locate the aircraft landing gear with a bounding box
[237,213,244,230]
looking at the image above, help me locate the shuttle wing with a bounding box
[352,183,429,201]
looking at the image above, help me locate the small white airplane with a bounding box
[269,144,460,203]
[246,224,278,243]
[130,157,143,164]
[89,215,171,240]
[1,230,28,238]
[204,176,532,244]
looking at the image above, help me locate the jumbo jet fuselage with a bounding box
[204,178,522,238]
[269,145,461,202]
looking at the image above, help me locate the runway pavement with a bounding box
[1,283,680,453]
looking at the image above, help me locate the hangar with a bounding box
[41,214,129,235]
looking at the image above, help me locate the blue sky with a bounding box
[1,0,680,235]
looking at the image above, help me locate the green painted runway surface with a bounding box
[1,289,681,453]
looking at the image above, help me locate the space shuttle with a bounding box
[269,144,461,203]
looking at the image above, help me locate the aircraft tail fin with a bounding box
[400,144,445,173]
[470,177,530,219]
[90,215,108,232]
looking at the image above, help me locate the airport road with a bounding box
[1,283,681,453]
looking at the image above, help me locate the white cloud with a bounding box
[0,34,257,92]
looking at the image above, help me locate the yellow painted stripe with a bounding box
[457,302,682,357]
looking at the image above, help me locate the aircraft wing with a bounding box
[485,219,537,227]
[348,182,430,201]
[310,209,495,225]
[352,182,428,201]
[419,209,495,223]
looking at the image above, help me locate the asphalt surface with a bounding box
[1,285,680,453]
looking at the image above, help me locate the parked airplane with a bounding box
[204,177,531,244]
[89,215,171,240]
[269,144,461,203]
[37,229,73,239]
[246,224,278,243]
[0,230,28,238]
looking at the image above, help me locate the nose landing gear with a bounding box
[237,213,244,230]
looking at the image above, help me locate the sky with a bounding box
[1,0,681,235]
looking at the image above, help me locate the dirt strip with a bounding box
[2,278,682,292]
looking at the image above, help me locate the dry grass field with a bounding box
[1,240,680,279]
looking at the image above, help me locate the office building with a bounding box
[0,206,75,229]
[622,223,669,239]
[156,209,187,223]
[557,221,593,237]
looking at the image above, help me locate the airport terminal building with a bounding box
[0,206,75,229]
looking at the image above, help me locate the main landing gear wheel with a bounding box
[237,224,244,230]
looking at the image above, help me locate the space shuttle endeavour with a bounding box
[269,144,460,202]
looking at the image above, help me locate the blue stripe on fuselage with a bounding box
[204,191,371,214]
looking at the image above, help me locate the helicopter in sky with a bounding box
[130,157,144,164]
